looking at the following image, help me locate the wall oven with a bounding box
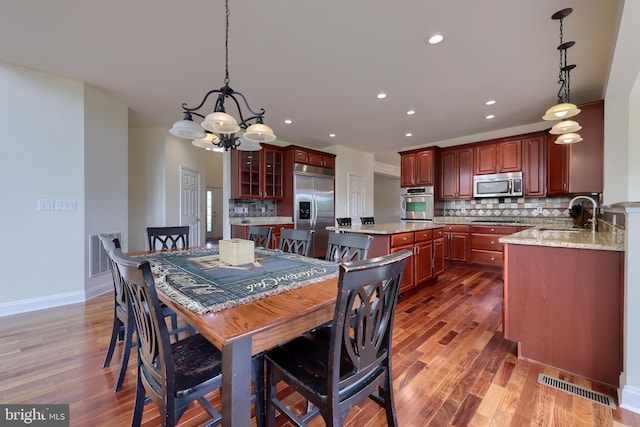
[473,171,523,198]
[401,187,434,221]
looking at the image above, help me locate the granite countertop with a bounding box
[499,226,624,252]
[327,222,443,235]
[229,216,293,226]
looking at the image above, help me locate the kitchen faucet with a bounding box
[568,195,599,231]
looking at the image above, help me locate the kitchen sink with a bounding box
[537,227,584,233]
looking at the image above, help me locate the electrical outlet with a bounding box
[536,207,543,213]
[37,199,55,211]
[460,206,466,213]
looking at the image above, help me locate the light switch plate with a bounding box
[55,199,77,211]
[37,199,55,211]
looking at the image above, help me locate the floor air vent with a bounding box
[537,373,616,409]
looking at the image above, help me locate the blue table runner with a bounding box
[137,248,339,314]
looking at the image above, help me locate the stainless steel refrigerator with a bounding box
[293,164,335,258]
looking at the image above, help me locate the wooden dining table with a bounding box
[147,248,340,427]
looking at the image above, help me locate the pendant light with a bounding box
[169,0,275,151]
[542,8,582,144]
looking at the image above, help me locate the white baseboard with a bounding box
[0,283,112,318]
[620,384,640,414]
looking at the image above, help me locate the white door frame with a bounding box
[180,166,201,247]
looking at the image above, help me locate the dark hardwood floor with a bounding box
[1,263,639,426]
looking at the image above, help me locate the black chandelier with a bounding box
[542,8,582,144]
[169,0,275,151]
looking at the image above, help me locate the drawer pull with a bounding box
[491,228,495,232]
[491,241,495,245]
[491,257,495,261]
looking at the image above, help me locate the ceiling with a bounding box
[0,0,622,166]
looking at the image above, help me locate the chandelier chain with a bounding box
[224,0,230,86]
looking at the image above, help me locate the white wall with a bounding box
[0,63,128,314]
[374,175,401,222]
[333,145,374,220]
[128,127,166,251]
[83,86,128,292]
[128,128,208,251]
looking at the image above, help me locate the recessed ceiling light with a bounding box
[284,119,292,124]
[329,133,336,138]
[427,34,444,45]
[485,99,496,106]
[377,93,387,99]
[405,133,413,137]
[485,114,495,119]
[406,110,416,115]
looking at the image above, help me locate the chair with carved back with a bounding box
[109,248,265,427]
[248,226,273,249]
[264,249,412,426]
[100,235,188,392]
[360,217,375,225]
[147,226,190,251]
[279,228,314,257]
[325,232,373,262]
[335,217,352,226]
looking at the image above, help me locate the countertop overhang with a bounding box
[499,227,624,251]
[327,222,443,235]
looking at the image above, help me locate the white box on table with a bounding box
[219,239,255,265]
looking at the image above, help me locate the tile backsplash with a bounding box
[441,196,574,218]
[229,199,277,218]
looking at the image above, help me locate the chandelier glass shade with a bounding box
[543,8,582,144]
[168,0,275,151]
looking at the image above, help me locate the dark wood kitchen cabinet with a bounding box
[400,148,438,188]
[546,100,604,195]
[440,147,473,200]
[475,139,522,175]
[469,225,519,268]
[439,224,469,262]
[294,148,335,169]
[522,133,546,197]
[231,144,284,199]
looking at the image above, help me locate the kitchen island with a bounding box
[329,222,444,293]
[500,226,624,386]
[230,216,293,250]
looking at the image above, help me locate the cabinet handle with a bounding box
[491,257,495,261]
[491,241,495,245]
[491,228,495,232]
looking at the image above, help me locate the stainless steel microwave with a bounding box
[473,171,523,198]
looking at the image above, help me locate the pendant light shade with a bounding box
[243,123,277,143]
[237,137,263,151]
[555,133,583,144]
[192,133,223,151]
[549,119,582,134]
[542,103,581,121]
[201,111,241,134]
[169,118,207,140]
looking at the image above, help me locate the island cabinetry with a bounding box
[230,223,293,250]
[414,230,434,287]
[440,147,474,200]
[469,225,518,268]
[522,134,546,197]
[474,139,522,175]
[293,148,335,169]
[441,224,469,262]
[546,100,604,195]
[433,232,445,275]
[503,243,622,386]
[399,148,439,188]
[231,144,284,199]
[389,232,416,293]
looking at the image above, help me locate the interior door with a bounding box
[180,166,200,247]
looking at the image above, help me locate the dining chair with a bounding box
[109,248,266,427]
[265,249,412,427]
[279,228,314,256]
[248,226,273,249]
[325,232,373,262]
[360,216,375,225]
[147,226,190,251]
[335,217,352,226]
[100,235,189,392]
